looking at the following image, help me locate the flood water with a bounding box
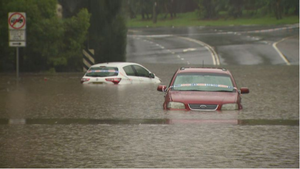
[0,64,299,168]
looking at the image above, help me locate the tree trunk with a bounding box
[275,0,282,20]
[153,2,157,23]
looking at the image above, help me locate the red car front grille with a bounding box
[188,104,218,111]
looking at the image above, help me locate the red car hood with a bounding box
[169,91,238,104]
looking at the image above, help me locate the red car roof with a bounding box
[176,67,231,75]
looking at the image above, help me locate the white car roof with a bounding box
[90,62,141,68]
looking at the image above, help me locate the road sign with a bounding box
[8,12,26,30]
[8,12,27,81]
[8,12,26,47]
[9,30,26,41]
[9,42,26,47]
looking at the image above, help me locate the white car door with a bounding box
[132,65,154,83]
[122,65,140,83]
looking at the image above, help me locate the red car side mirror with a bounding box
[240,87,249,94]
[157,85,167,92]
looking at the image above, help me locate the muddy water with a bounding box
[0,64,298,168]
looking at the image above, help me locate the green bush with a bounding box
[0,0,90,72]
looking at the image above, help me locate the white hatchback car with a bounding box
[81,62,161,84]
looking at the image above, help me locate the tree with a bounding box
[196,0,220,19]
[87,0,127,63]
[159,0,177,19]
[0,0,90,72]
[59,9,90,71]
[153,1,157,23]
[59,0,127,65]
[125,0,192,21]
[265,0,283,20]
[195,0,298,20]
[228,0,244,18]
[140,0,153,19]
[285,0,299,15]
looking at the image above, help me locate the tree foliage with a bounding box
[124,0,298,21]
[195,0,220,19]
[124,0,198,21]
[0,0,90,72]
[88,0,127,63]
[59,0,127,64]
[195,0,299,19]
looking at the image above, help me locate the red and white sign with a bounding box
[8,12,26,30]
[8,12,26,47]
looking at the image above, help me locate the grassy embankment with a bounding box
[127,12,299,28]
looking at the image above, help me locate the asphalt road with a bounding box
[126,24,299,65]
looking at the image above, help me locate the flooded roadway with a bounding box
[0,64,298,168]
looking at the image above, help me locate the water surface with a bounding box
[0,64,298,168]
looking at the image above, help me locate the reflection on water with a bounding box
[0,118,298,126]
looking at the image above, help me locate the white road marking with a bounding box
[183,48,197,52]
[178,36,220,65]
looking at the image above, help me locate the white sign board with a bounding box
[9,30,26,41]
[8,12,26,47]
[9,42,26,47]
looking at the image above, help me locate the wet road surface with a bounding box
[0,64,298,168]
[127,24,299,65]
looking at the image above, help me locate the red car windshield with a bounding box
[85,67,119,77]
[171,73,235,92]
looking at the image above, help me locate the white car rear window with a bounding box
[85,67,119,77]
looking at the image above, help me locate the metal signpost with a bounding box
[8,12,26,80]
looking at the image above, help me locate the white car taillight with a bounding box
[81,78,90,84]
[105,78,122,84]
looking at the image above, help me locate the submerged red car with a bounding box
[157,67,249,111]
